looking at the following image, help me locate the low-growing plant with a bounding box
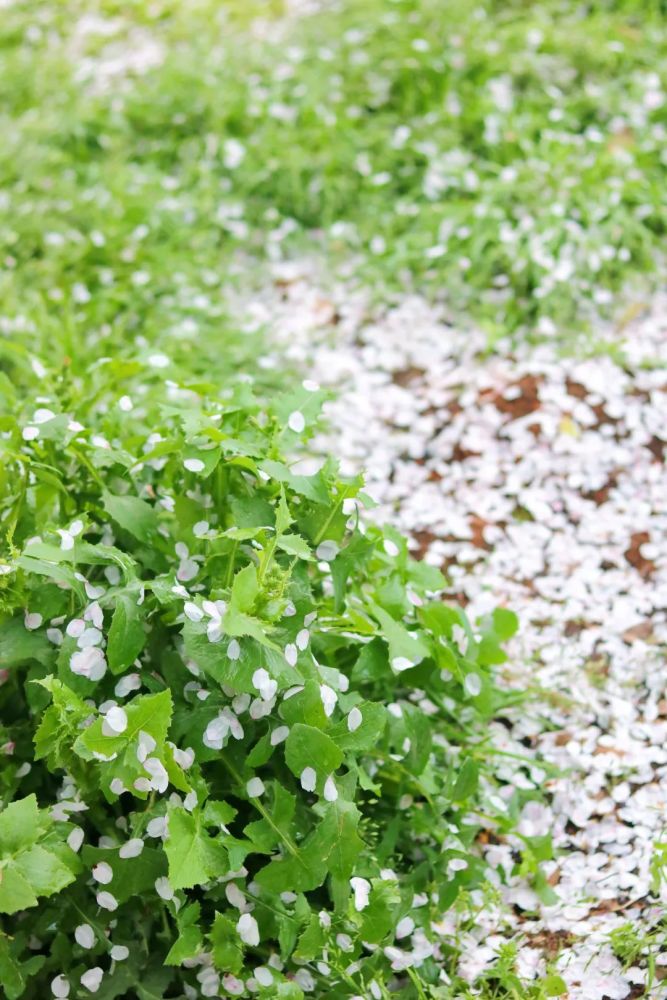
[0,342,519,998]
[610,918,667,994]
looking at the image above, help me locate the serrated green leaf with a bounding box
[13,844,75,901]
[260,460,329,505]
[0,867,37,914]
[0,795,39,854]
[74,689,172,760]
[165,808,228,890]
[276,532,313,560]
[294,914,325,962]
[256,801,363,893]
[165,903,204,965]
[202,800,237,829]
[0,796,77,915]
[223,606,276,649]
[209,913,243,975]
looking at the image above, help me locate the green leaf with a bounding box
[102,491,159,543]
[15,554,87,599]
[492,607,519,640]
[209,913,243,975]
[275,488,293,535]
[74,689,172,760]
[351,638,389,684]
[0,935,44,1000]
[0,867,37,914]
[271,385,326,433]
[327,701,387,753]
[276,532,313,560]
[359,879,401,943]
[453,759,479,801]
[260,460,329,505]
[370,604,430,669]
[182,446,220,477]
[544,974,568,997]
[13,844,76,901]
[279,680,328,729]
[402,705,433,777]
[165,807,227,890]
[407,559,446,592]
[284,724,343,784]
[81,845,166,904]
[134,968,174,1000]
[294,914,326,962]
[274,984,305,999]
[0,617,52,668]
[223,606,276,648]
[202,800,238,829]
[165,903,204,965]
[0,796,78,915]
[33,677,91,767]
[256,801,363,893]
[244,783,296,853]
[107,595,146,673]
[533,868,560,907]
[0,795,40,855]
[230,563,259,614]
[315,801,365,880]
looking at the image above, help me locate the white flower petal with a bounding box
[119,838,144,859]
[237,912,259,946]
[102,706,128,737]
[246,777,265,798]
[350,876,371,911]
[75,924,95,949]
[288,410,305,433]
[92,862,113,884]
[300,767,316,792]
[80,967,104,993]
[323,775,338,802]
[347,707,363,732]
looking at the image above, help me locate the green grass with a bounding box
[0,3,665,996]
[2,0,667,343]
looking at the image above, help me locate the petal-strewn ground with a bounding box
[239,264,667,997]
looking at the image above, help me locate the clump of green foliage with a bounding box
[0,338,519,998]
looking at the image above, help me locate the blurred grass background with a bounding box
[1,0,666,351]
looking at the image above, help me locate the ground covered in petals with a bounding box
[239,265,667,998]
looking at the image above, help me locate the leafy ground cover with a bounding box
[1,324,525,998]
[0,1,665,998]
